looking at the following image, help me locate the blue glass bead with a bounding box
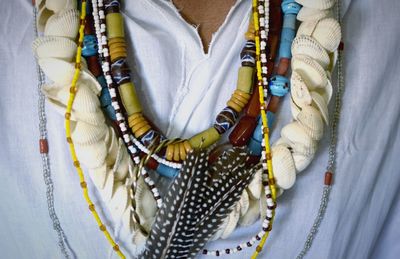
[102,105,116,121]
[269,75,290,97]
[97,75,107,89]
[157,163,179,178]
[99,87,112,107]
[140,130,160,147]
[248,138,262,156]
[248,113,275,156]
[282,0,302,15]
[279,14,297,59]
[267,111,275,129]
[82,35,98,57]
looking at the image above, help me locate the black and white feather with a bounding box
[142,147,257,259]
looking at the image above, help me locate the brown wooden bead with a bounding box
[39,139,49,154]
[245,88,260,118]
[277,58,290,76]
[325,171,333,185]
[229,116,257,146]
[84,15,95,35]
[267,95,280,113]
[86,56,103,77]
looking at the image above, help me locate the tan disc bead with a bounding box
[173,143,180,161]
[128,113,151,138]
[183,140,193,153]
[179,142,187,160]
[108,37,127,62]
[166,144,174,161]
[227,90,251,113]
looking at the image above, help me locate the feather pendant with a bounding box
[142,147,257,259]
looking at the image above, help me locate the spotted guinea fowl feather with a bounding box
[142,147,256,259]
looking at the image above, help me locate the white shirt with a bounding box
[0,0,399,258]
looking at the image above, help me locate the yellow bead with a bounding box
[236,67,254,93]
[189,127,220,149]
[173,143,180,161]
[106,13,124,39]
[118,82,142,115]
[166,144,174,161]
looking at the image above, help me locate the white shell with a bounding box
[75,141,108,168]
[297,7,332,22]
[109,183,129,219]
[297,19,319,37]
[101,171,115,201]
[44,9,79,39]
[292,54,328,89]
[297,105,324,140]
[247,168,262,200]
[88,163,108,189]
[135,177,157,222]
[281,122,318,156]
[292,152,314,172]
[290,97,301,119]
[312,18,342,53]
[239,197,260,226]
[71,121,107,146]
[221,205,240,239]
[291,71,313,108]
[105,127,119,166]
[239,190,250,216]
[37,4,54,32]
[272,145,296,189]
[296,0,336,10]
[112,141,130,181]
[32,36,77,61]
[292,35,330,69]
[311,91,329,125]
[46,0,77,13]
[39,58,75,85]
[314,79,333,104]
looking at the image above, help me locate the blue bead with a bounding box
[248,138,262,156]
[282,0,302,15]
[97,76,107,89]
[157,163,179,178]
[99,87,112,107]
[279,14,297,59]
[252,116,263,142]
[102,105,116,120]
[82,35,98,57]
[269,75,290,97]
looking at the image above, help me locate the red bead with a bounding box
[245,89,260,118]
[39,139,49,154]
[87,56,102,77]
[229,116,257,146]
[325,171,333,185]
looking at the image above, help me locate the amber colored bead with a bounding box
[277,58,290,76]
[227,90,251,113]
[245,88,260,118]
[99,225,106,231]
[229,116,257,146]
[179,142,187,161]
[113,245,120,251]
[39,139,49,154]
[80,181,87,188]
[173,143,180,161]
[267,95,280,113]
[89,204,95,211]
[84,15,95,35]
[86,56,102,77]
[325,171,333,185]
[166,144,174,161]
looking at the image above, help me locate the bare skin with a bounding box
[172,0,237,53]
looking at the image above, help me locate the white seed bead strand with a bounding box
[91,0,162,208]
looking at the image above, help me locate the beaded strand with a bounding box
[91,0,163,208]
[33,4,73,258]
[296,1,344,258]
[64,1,125,257]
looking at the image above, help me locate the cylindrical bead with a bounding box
[236,67,254,93]
[189,127,220,149]
[39,139,49,154]
[118,82,142,115]
[229,116,257,146]
[106,13,124,39]
[325,171,333,185]
[245,88,260,118]
[214,107,238,134]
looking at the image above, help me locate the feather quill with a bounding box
[142,147,257,259]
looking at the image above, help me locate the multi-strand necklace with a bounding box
[33,0,343,258]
